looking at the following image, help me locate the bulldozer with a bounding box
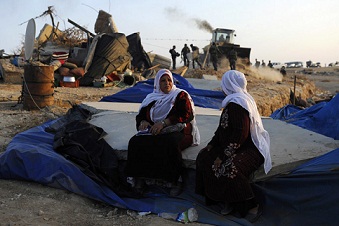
[203,28,251,67]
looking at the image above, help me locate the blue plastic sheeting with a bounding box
[0,120,249,226]
[100,73,225,110]
[254,148,339,226]
[270,94,339,140]
[2,78,339,224]
[2,119,339,225]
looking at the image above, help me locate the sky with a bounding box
[1,0,339,66]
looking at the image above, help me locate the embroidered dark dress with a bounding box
[195,102,264,214]
[125,91,193,183]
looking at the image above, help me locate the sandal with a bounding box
[220,203,233,215]
[245,205,263,223]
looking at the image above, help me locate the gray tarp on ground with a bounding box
[80,33,131,86]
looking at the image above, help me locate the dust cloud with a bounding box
[164,7,214,33]
[248,67,283,82]
[214,59,283,82]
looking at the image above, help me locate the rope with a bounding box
[18,65,61,117]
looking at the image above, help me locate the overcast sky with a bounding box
[1,0,338,66]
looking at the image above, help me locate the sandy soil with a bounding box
[0,66,338,225]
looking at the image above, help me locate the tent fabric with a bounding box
[270,94,339,140]
[80,33,131,86]
[100,73,225,109]
[126,32,152,70]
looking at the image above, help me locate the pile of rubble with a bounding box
[0,8,170,88]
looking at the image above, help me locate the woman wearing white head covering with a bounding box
[125,69,200,196]
[195,70,271,222]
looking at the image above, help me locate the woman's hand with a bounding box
[150,121,165,135]
[199,144,213,153]
[139,120,150,131]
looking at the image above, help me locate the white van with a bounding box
[271,62,286,70]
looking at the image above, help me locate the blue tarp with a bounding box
[100,73,225,110]
[1,76,339,225]
[0,121,249,226]
[254,148,339,225]
[270,94,339,140]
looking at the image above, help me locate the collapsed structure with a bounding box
[0,8,171,88]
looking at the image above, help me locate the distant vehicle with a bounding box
[312,62,321,67]
[271,62,287,70]
[329,61,339,67]
[306,60,321,68]
[285,61,303,68]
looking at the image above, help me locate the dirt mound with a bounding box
[182,64,325,116]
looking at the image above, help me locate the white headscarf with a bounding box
[221,70,272,174]
[140,69,200,145]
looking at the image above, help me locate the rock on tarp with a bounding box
[80,33,131,86]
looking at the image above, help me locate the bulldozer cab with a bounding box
[208,27,251,64]
[212,28,235,44]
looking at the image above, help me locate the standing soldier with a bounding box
[255,59,260,68]
[169,45,180,70]
[181,44,190,68]
[227,47,238,70]
[268,60,273,68]
[190,44,203,69]
[209,42,221,71]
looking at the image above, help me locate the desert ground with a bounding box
[0,65,338,225]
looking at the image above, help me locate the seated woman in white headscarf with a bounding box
[125,69,200,196]
[195,70,271,223]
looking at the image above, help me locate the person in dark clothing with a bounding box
[209,42,221,71]
[227,47,237,70]
[190,44,203,69]
[280,66,287,76]
[169,45,180,69]
[268,60,273,68]
[181,44,190,68]
[255,59,260,68]
[195,70,272,223]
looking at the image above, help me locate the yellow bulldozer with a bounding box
[203,28,251,67]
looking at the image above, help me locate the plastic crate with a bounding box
[59,80,79,88]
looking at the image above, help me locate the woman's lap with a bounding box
[195,146,263,203]
[125,132,184,183]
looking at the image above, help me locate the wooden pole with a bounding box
[293,75,296,105]
[180,66,188,76]
[202,45,211,69]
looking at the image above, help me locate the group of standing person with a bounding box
[255,59,273,68]
[124,68,272,223]
[170,44,203,70]
[170,43,238,71]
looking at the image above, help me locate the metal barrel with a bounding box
[23,64,54,110]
